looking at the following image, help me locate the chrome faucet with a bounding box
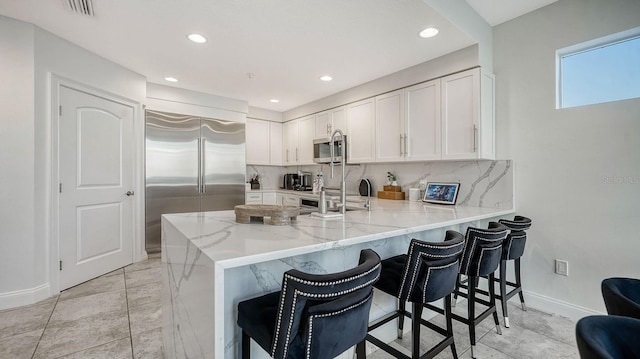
[364,179,372,212]
[330,129,346,214]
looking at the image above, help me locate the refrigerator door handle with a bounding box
[197,137,202,194]
[201,137,206,194]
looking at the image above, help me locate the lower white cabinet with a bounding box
[282,194,299,207]
[262,192,277,205]
[245,192,263,204]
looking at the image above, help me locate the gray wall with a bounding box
[494,0,640,317]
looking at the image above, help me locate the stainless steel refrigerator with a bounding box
[145,110,246,253]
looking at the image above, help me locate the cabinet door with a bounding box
[262,192,277,205]
[282,120,298,165]
[269,122,283,166]
[245,192,263,204]
[245,118,270,165]
[375,90,404,162]
[331,106,347,136]
[405,80,441,161]
[282,194,299,207]
[441,69,479,160]
[297,115,315,164]
[315,111,331,138]
[347,98,376,163]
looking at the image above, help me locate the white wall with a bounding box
[494,0,640,318]
[0,16,37,306]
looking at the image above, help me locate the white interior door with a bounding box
[59,86,134,290]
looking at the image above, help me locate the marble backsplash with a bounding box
[247,160,513,209]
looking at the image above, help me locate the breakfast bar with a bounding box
[161,199,514,359]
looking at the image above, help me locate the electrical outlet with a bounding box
[555,259,569,276]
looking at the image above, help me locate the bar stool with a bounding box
[236,249,381,359]
[366,231,465,359]
[452,222,509,359]
[496,215,532,327]
[601,277,640,319]
[576,315,640,358]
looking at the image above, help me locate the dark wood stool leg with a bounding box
[468,276,477,359]
[500,259,509,327]
[398,299,406,339]
[489,273,502,335]
[242,330,250,359]
[356,340,366,359]
[515,258,526,311]
[412,302,423,359]
[445,294,458,359]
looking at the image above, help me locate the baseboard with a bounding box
[0,283,51,311]
[522,290,603,322]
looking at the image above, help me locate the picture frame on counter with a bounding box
[423,182,460,205]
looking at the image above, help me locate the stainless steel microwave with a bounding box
[313,136,347,164]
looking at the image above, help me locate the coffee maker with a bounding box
[283,173,298,190]
[283,173,312,191]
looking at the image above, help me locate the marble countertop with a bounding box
[163,199,514,269]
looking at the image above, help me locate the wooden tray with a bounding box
[377,191,405,200]
[234,205,300,225]
[383,185,402,192]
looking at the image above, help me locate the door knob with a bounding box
[125,191,135,196]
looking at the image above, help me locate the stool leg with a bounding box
[355,340,366,359]
[452,274,461,307]
[515,258,527,311]
[499,259,509,328]
[468,276,477,359]
[398,299,406,339]
[445,294,458,359]
[489,273,502,335]
[412,302,423,359]
[242,330,250,359]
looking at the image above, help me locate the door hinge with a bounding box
[59,260,62,271]
[59,105,62,116]
[59,183,62,193]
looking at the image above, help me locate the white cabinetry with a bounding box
[297,115,315,165]
[246,118,270,165]
[405,80,441,161]
[262,192,277,205]
[441,68,494,160]
[375,90,404,162]
[246,119,284,166]
[282,194,299,207]
[315,106,348,139]
[282,120,298,165]
[347,98,376,163]
[245,192,263,204]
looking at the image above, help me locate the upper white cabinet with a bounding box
[282,120,298,165]
[405,79,441,161]
[315,106,348,139]
[347,98,376,163]
[246,118,271,165]
[269,122,283,166]
[375,90,405,162]
[246,118,284,166]
[440,68,494,160]
[297,115,315,165]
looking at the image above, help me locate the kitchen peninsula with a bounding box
[161,198,514,359]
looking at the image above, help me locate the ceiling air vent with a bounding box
[64,0,95,16]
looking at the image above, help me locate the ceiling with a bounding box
[0,0,557,112]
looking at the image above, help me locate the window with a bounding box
[557,27,640,109]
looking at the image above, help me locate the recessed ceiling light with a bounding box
[164,77,178,82]
[187,33,207,43]
[320,75,333,82]
[269,99,280,103]
[419,27,439,38]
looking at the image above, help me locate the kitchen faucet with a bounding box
[329,129,346,214]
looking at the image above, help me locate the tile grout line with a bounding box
[124,267,136,359]
[30,294,61,359]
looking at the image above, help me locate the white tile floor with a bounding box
[0,254,579,359]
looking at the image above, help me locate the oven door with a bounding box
[299,197,319,214]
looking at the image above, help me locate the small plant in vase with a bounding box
[386,172,398,186]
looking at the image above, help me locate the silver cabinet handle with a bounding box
[201,138,206,193]
[404,134,408,156]
[197,138,202,193]
[473,125,478,152]
[126,191,135,196]
[296,148,299,161]
[286,149,289,162]
[399,134,403,156]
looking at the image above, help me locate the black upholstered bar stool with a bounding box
[601,277,640,319]
[576,315,640,358]
[451,222,509,359]
[366,231,465,359]
[495,215,532,328]
[236,249,381,359]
